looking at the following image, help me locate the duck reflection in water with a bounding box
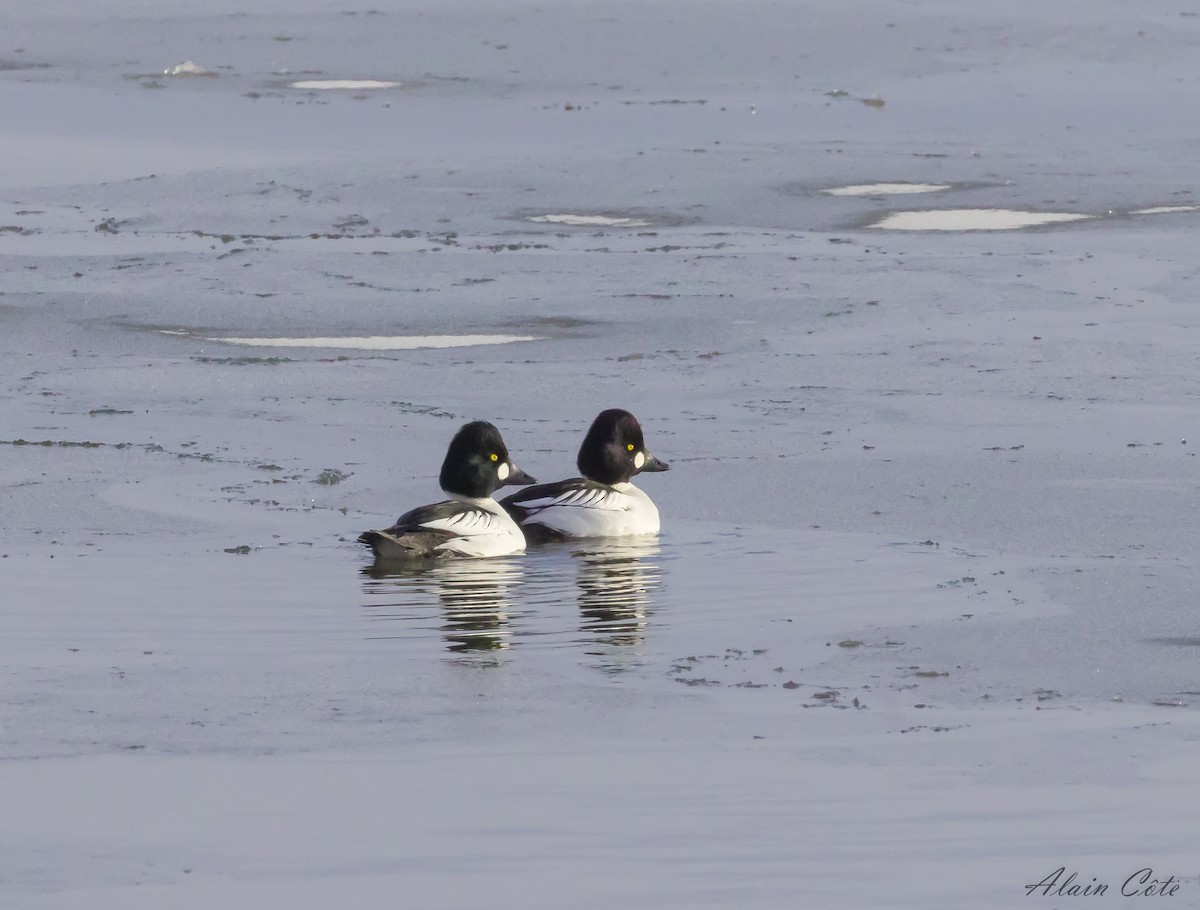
[573,537,663,662]
[362,557,524,654]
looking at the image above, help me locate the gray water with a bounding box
[4,1,1200,906]
[2,514,1190,767]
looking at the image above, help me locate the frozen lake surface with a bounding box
[3,0,1200,906]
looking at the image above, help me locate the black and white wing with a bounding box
[500,478,632,541]
[501,478,618,518]
[360,500,521,559]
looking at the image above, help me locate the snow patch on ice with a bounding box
[869,209,1091,231]
[291,80,401,90]
[1130,205,1199,215]
[528,214,653,227]
[164,60,216,77]
[199,334,540,350]
[825,183,951,196]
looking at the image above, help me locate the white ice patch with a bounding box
[527,214,653,227]
[824,183,951,196]
[291,80,400,90]
[164,61,216,77]
[190,334,540,350]
[634,452,645,469]
[1130,205,1200,215]
[869,209,1091,231]
[498,463,510,482]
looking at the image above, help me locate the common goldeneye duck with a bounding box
[500,408,669,542]
[359,421,536,560]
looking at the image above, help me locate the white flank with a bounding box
[869,209,1091,231]
[194,334,540,350]
[291,79,401,90]
[825,183,951,196]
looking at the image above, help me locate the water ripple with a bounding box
[361,538,666,669]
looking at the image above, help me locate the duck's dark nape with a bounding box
[439,421,508,496]
[577,408,665,485]
[438,420,534,499]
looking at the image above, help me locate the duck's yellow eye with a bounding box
[490,453,499,462]
[627,444,635,452]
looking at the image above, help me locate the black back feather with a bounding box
[500,477,606,520]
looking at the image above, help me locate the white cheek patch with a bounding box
[634,452,645,469]
[497,462,510,481]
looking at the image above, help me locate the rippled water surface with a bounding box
[0,518,1058,761]
[362,539,666,665]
